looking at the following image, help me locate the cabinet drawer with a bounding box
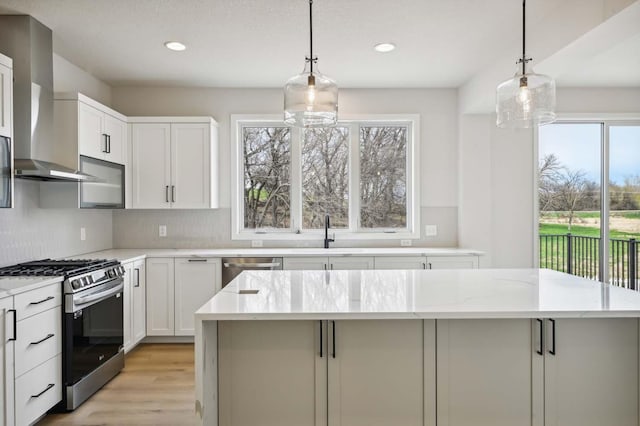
[15,354,62,426]
[14,283,62,320]
[15,307,62,377]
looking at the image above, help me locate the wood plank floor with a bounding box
[38,344,197,426]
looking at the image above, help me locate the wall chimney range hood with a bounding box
[0,15,95,182]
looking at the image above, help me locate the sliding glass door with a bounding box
[538,121,640,287]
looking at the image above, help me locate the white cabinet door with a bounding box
[218,320,325,426]
[174,257,220,336]
[436,319,537,426]
[146,258,175,336]
[544,318,638,426]
[132,260,146,346]
[329,256,374,270]
[284,257,329,270]
[0,63,12,138]
[131,123,172,209]
[122,262,133,353]
[171,123,211,209]
[0,297,15,426]
[327,320,426,426]
[375,256,427,270]
[103,113,126,164]
[78,101,106,160]
[426,255,478,269]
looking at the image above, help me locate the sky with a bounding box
[538,123,640,185]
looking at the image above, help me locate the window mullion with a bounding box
[290,127,303,233]
[349,123,360,232]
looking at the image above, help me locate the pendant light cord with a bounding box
[522,0,526,74]
[307,0,317,74]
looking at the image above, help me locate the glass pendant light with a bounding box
[496,0,556,128]
[284,0,338,128]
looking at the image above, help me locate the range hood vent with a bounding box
[0,15,96,182]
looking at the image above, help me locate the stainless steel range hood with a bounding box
[0,15,95,182]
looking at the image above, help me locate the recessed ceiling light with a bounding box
[164,41,186,51]
[374,43,395,53]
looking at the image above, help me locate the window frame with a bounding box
[231,114,421,240]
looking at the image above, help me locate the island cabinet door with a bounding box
[218,320,326,426]
[436,319,538,426]
[543,318,639,426]
[327,319,432,426]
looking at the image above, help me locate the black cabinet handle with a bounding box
[29,296,54,305]
[428,263,432,269]
[107,135,111,153]
[332,320,336,358]
[8,309,16,341]
[30,333,54,345]
[31,383,54,399]
[171,185,175,203]
[134,268,140,287]
[535,319,543,355]
[102,134,108,152]
[319,321,323,358]
[549,319,556,355]
[165,186,169,203]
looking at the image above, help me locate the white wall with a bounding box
[111,87,460,248]
[0,54,114,267]
[53,53,112,106]
[458,87,640,268]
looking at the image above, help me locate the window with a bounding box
[537,119,640,287]
[232,115,420,240]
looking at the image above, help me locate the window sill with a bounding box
[232,230,420,241]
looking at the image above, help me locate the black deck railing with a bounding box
[540,233,639,290]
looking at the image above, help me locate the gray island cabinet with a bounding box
[195,269,640,426]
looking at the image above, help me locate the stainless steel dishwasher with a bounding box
[221,257,283,287]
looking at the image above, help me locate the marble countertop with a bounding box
[195,268,640,320]
[76,247,483,264]
[0,276,63,298]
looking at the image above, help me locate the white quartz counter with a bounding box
[76,247,483,264]
[0,276,62,298]
[195,268,640,320]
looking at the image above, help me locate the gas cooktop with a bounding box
[0,258,120,278]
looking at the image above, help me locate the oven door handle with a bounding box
[74,282,124,307]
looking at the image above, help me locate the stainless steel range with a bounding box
[0,258,126,410]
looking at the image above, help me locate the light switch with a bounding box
[159,225,167,237]
[80,227,86,241]
[425,225,438,237]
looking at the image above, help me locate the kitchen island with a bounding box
[195,269,640,426]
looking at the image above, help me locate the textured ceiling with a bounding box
[0,0,637,88]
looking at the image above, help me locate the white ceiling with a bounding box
[0,0,638,89]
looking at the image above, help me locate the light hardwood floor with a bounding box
[38,344,197,426]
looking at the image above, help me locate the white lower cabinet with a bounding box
[283,256,374,271]
[374,256,428,270]
[1,296,15,426]
[123,259,146,352]
[425,255,478,269]
[147,257,220,336]
[218,319,432,426]
[15,355,62,426]
[436,318,639,426]
[375,255,480,270]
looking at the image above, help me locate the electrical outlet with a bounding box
[400,239,412,247]
[251,240,263,248]
[425,225,438,237]
[80,227,86,241]
[159,225,167,237]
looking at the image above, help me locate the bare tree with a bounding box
[538,154,562,212]
[554,169,590,231]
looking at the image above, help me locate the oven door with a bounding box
[64,278,124,386]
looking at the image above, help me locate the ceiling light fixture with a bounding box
[164,41,186,51]
[374,43,396,53]
[496,0,556,128]
[284,0,338,128]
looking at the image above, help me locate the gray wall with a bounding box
[111,87,460,249]
[0,180,112,266]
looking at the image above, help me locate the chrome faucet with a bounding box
[324,214,335,249]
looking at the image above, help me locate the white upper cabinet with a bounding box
[0,55,13,138]
[56,93,127,165]
[130,118,219,209]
